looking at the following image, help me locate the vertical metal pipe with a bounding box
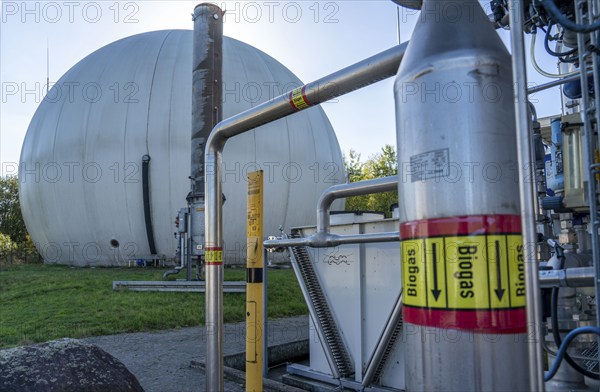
[508,1,545,389]
[191,3,223,195]
[186,211,193,281]
[193,4,224,391]
[262,247,269,378]
[180,234,185,270]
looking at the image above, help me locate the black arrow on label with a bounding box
[431,243,442,301]
[494,240,505,301]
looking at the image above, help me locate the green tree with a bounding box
[0,233,16,258]
[0,176,28,244]
[343,145,398,217]
[345,149,363,183]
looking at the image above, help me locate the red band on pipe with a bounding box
[400,214,522,239]
[403,306,527,334]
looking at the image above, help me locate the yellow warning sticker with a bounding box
[402,234,525,310]
[290,87,310,110]
[205,249,223,264]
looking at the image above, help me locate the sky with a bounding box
[1,0,564,173]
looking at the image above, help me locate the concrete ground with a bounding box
[84,315,309,392]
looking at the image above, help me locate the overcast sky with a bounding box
[1,0,563,173]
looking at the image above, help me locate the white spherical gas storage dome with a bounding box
[19,30,345,266]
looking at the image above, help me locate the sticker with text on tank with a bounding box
[400,214,526,333]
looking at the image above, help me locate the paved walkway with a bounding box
[84,315,309,392]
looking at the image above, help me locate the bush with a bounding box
[0,176,27,244]
[16,235,42,264]
[0,233,16,257]
[0,234,41,265]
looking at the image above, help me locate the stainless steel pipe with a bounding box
[264,176,399,249]
[508,1,545,389]
[264,231,399,249]
[317,176,397,234]
[527,73,585,95]
[539,267,596,288]
[194,4,224,391]
[204,43,408,387]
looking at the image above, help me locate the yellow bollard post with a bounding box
[246,170,263,392]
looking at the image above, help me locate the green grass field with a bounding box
[0,265,307,348]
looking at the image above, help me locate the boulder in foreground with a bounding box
[0,338,144,392]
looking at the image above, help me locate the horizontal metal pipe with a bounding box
[539,267,596,288]
[263,231,399,249]
[527,72,588,95]
[206,43,408,150]
[317,176,398,233]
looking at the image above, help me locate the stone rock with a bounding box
[0,338,144,392]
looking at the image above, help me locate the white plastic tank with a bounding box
[19,30,345,266]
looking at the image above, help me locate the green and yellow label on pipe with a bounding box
[246,170,263,392]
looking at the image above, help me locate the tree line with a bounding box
[343,144,398,217]
[0,176,37,261]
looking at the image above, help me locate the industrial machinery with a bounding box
[17,0,600,390]
[258,0,600,391]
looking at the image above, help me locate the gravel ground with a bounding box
[84,316,309,392]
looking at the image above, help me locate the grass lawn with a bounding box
[0,264,307,348]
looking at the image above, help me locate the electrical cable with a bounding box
[531,29,581,78]
[549,288,599,379]
[548,241,599,380]
[544,22,578,57]
[541,0,600,33]
[546,240,599,379]
[545,326,600,381]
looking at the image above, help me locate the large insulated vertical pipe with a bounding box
[394,1,529,390]
[192,3,223,392]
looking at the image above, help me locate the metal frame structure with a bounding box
[202,1,600,389]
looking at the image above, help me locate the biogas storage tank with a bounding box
[19,30,345,266]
